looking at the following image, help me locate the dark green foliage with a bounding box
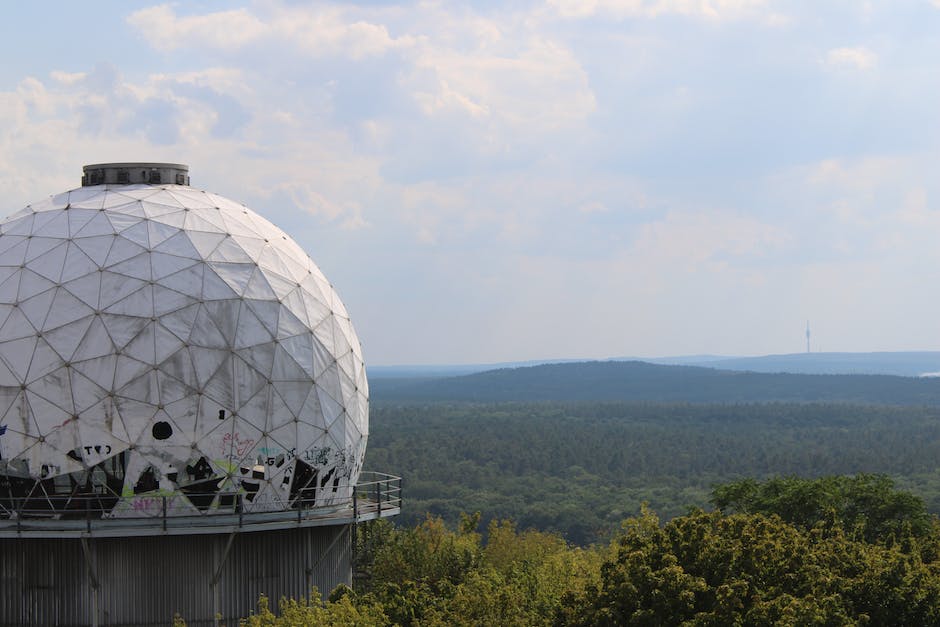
[712,475,932,542]
[364,401,940,544]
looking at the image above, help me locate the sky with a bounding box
[0,1,939,365]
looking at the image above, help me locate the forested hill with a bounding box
[371,360,940,404]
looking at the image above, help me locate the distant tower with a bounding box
[806,321,811,353]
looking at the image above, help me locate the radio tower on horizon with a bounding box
[806,320,811,354]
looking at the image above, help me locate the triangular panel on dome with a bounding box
[0,303,14,334]
[201,265,239,300]
[112,355,152,394]
[228,234,266,261]
[107,253,154,282]
[153,231,201,260]
[194,301,235,348]
[73,234,116,267]
[0,233,26,257]
[15,269,56,303]
[1,214,34,237]
[67,187,108,206]
[43,288,95,332]
[258,247,306,283]
[70,354,116,392]
[140,190,187,211]
[316,373,344,426]
[99,313,150,352]
[152,284,197,317]
[235,384,271,434]
[193,393,234,446]
[72,316,116,362]
[68,367,110,415]
[209,262,255,297]
[271,343,309,382]
[0,336,37,381]
[104,283,153,318]
[185,230,227,260]
[161,264,205,301]
[103,236,147,269]
[76,397,129,448]
[123,321,156,364]
[162,394,198,439]
[73,210,117,238]
[105,209,144,234]
[157,344,196,394]
[66,208,99,237]
[27,389,73,436]
[101,190,139,210]
[311,317,336,360]
[207,236,254,264]
[280,334,315,379]
[148,209,186,230]
[217,416,264,470]
[190,345,229,391]
[244,297,281,332]
[23,235,66,265]
[279,288,310,326]
[0,272,21,305]
[60,242,100,283]
[154,323,187,365]
[235,342,276,383]
[155,368,192,406]
[146,219,179,248]
[150,252,198,282]
[117,367,160,406]
[25,239,67,282]
[18,288,56,331]
[26,338,66,384]
[183,212,227,236]
[203,355,234,408]
[243,268,276,300]
[43,315,94,363]
[99,271,147,310]
[301,288,333,330]
[0,239,28,268]
[0,357,17,387]
[159,302,199,344]
[112,395,159,443]
[275,305,309,340]
[62,272,102,310]
[31,367,75,418]
[271,380,309,425]
[260,270,297,301]
[234,355,268,411]
[233,300,274,349]
[167,188,216,209]
[265,388,297,429]
[30,209,70,238]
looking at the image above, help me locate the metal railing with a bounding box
[0,472,401,538]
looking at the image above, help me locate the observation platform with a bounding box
[0,471,400,539]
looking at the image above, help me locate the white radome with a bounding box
[0,168,368,516]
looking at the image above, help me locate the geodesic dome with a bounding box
[0,164,368,517]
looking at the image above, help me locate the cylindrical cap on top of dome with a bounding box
[82,162,190,187]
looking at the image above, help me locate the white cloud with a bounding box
[127,5,266,52]
[126,4,412,58]
[824,46,877,71]
[549,0,771,20]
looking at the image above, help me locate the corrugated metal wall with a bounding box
[0,525,352,626]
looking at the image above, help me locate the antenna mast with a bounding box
[805,320,811,353]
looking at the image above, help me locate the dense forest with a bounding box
[371,360,940,405]
[364,401,940,544]
[176,476,940,626]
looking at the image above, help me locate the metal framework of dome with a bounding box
[0,163,369,518]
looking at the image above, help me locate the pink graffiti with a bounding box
[221,432,254,457]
